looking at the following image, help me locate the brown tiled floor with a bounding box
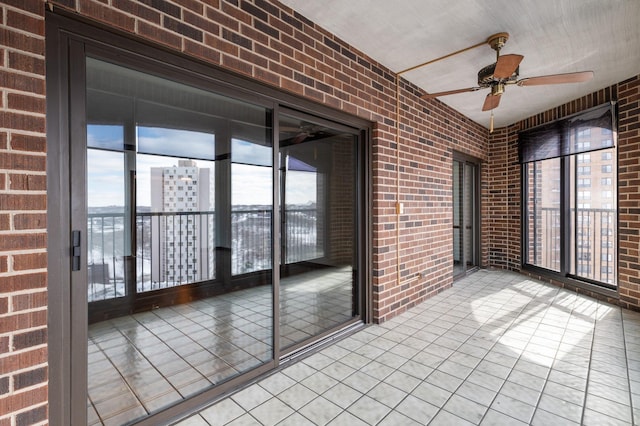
[176,270,640,425]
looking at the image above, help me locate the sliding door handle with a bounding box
[72,230,81,271]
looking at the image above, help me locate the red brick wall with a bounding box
[486,78,640,309]
[618,76,640,309]
[7,0,637,423]
[0,1,49,425]
[0,1,490,422]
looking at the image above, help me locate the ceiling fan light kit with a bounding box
[420,32,594,130]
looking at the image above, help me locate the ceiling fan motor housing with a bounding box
[478,63,519,87]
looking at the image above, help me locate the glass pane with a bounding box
[87,139,129,302]
[463,163,475,271]
[526,158,561,271]
[570,146,617,285]
[231,146,273,275]
[85,57,273,424]
[453,161,463,276]
[279,115,358,350]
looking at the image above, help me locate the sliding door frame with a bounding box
[47,10,372,425]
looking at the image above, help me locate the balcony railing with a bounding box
[531,207,616,284]
[87,207,321,302]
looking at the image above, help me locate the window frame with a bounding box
[520,104,618,292]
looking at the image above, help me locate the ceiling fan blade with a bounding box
[517,71,594,86]
[422,87,480,99]
[482,93,501,111]
[494,54,524,79]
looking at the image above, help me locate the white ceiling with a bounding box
[279,0,640,128]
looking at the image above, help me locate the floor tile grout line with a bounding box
[579,298,599,425]
[532,290,588,425]
[91,327,153,422]
[474,279,561,425]
[622,313,637,426]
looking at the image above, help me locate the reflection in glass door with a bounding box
[453,158,479,277]
[81,57,274,424]
[278,113,360,353]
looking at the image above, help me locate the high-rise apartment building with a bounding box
[150,160,213,284]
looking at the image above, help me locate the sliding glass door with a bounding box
[278,113,361,353]
[453,157,480,277]
[51,24,368,423]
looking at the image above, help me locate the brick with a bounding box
[0,214,9,230]
[172,0,204,14]
[0,112,45,133]
[12,253,47,271]
[12,292,47,312]
[53,0,76,7]
[78,0,135,32]
[0,194,46,211]
[0,297,7,314]
[6,9,45,36]
[183,9,220,35]
[1,0,43,14]
[0,28,44,56]
[14,367,47,390]
[182,39,221,63]
[13,214,46,230]
[0,310,47,334]
[13,328,47,351]
[9,174,47,191]
[7,51,45,76]
[137,20,182,50]
[112,0,161,25]
[7,94,45,115]
[0,153,45,171]
[163,16,203,42]
[0,272,47,293]
[144,0,181,18]
[0,336,8,354]
[0,376,8,395]
[16,405,47,426]
[222,28,252,50]
[0,383,47,412]
[0,71,45,96]
[0,257,7,273]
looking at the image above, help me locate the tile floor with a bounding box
[87,266,353,425]
[175,269,640,425]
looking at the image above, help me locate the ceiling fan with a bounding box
[421,32,594,119]
[280,124,327,144]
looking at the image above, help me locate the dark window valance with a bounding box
[518,102,616,164]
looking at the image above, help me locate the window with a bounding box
[576,141,591,150]
[578,191,590,200]
[521,103,616,288]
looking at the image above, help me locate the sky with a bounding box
[87,125,316,209]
